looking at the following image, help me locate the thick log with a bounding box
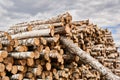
[60,37,120,80]
[11,28,54,39]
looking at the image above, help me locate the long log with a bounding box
[11,28,54,39]
[60,37,120,80]
[18,38,40,46]
[8,52,34,59]
[8,26,32,35]
[10,12,72,28]
[0,32,8,37]
[32,22,64,30]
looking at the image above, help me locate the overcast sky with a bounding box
[0,0,120,46]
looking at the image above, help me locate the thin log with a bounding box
[3,45,13,52]
[15,59,26,66]
[17,65,24,72]
[18,38,40,46]
[11,73,23,80]
[1,40,14,46]
[44,34,60,43]
[11,65,17,74]
[0,57,3,62]
[32,22,63,30]
[3,57,14,65]
[0,71,6,77]
[8,26,32,35]
[15,46,26,52]
[0,43,2,49]
[34,50,40,59]
[6,63,12,72]
[11,12,72,28]
[0,51,8,58]
[40,37,47,45]
[1,76,9,80]
[46,62,51,71]
[24,72,34,79]
[8,52,34,59]
[0,35,11,41]
[60,37,120,80]
[0,32,8,37]
[28,65,42,76]
[27,58,34,66]
[0,63,5,72]
[54,25,72,36]
[11,28,54,39]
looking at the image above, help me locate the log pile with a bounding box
[0,12,120,80]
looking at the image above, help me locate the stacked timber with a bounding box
[0,12,119,80]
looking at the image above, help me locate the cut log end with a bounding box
[0,63,5,72]
[46,62,51,71]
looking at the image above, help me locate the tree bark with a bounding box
[8,25,32,35]
[10,12,72,28]
[18,38,40,46]
[11,28,54,39]
[8,52,34,59]
[60,37,120,80]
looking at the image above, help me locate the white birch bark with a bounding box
[60,37,120,80]
[11,28,54,39]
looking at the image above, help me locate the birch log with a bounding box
[10,12,72,28]
[8,26,32,35]
[11,28,54,39]
[32,22,64,30]
[0,32,8,37]
[0,51,8,58]
[18,38,40,46]
[8,52,34,59]
[11,73,23,80]
[60,37,120,80]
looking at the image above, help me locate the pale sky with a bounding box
[0,0,120,46]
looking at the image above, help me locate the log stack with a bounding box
[0,12,119,80]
